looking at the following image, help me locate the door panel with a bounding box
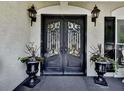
[64,17,83,72]
[42,15,86,75]
[67,21,81,56]
[67,55,81,67]
[43,17,63,73]
[47,21,60,57]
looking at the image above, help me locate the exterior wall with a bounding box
[0,2,30,90]
[30,1,124,77]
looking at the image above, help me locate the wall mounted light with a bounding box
[91,5,100,26]
[27,5,37,26]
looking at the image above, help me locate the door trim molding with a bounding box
[37,5,90,15]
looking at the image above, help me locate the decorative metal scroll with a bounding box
[46,21,60,57]
[68,21,81,56]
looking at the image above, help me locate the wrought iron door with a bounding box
[41,15,86,75]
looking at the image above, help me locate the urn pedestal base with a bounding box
[24,61,40,88]
[94,62,108,86]
[94,77,108,86]
[23,77,40,88]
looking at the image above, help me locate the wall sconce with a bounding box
[27,5,37,26]
[91,5,100,26]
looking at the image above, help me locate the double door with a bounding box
[41,15,86,75]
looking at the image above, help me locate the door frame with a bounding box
[41,14,87,76]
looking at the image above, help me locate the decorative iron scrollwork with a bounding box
[46,21,60,57]
[68,22,81,56]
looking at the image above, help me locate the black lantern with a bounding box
[91,5,100,26]
[27,5,37,26]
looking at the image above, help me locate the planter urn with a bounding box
[23,58,40,88]
[94,62,108,86]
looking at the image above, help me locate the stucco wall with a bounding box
[0,2,30,91]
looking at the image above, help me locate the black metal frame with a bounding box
[104,16,115,72]
[40,14,87,76]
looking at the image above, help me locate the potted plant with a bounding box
[90,44,115,86]
[18,42,43,88]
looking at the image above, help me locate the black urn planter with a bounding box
[94,62,108,86]
[23,61,40,88]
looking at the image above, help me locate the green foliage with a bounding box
[18,56,30,63]
[90,44,116,71]
[35,56,44,62]
[118,26,124,43]
[120,33,124,43]
[18,56,44,63]
[90,44,115,64]
[18,42,44,63]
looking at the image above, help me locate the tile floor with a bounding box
[14,76,124,91]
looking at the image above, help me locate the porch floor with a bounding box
[14,76,124,91]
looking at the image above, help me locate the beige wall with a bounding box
[0,1,60,91]
[28,1,59,10]
[0,2,30,90]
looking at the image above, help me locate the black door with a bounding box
[41,15,86,75]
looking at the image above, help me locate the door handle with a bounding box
[60,47,68,53]
[60,48,63,53]
[64,47,68,52]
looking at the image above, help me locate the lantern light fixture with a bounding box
[27,5,37,26]
[91,5,100,26]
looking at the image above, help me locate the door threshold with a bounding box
[42,71,85,76]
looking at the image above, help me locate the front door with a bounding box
[41,15,86,75]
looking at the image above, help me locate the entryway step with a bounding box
[42,71,84,76]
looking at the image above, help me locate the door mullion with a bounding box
[63,18,68,73]
[60,18,64,74]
